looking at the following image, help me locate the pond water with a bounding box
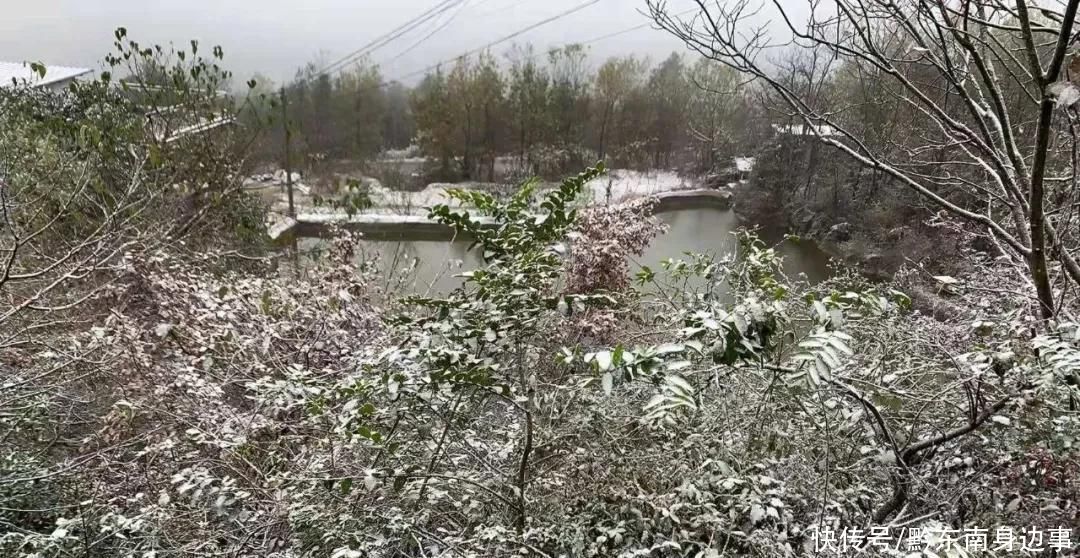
[297,208,832,295]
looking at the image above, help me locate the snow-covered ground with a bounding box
[587,170,698,203]
[262,168,708,239]
[293,213,464,225]
[379,145,422,160]
[359,169,701,213]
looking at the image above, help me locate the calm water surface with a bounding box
[298,208,831,294]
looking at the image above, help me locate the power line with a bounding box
[500,5,703,65]
[581,21,664,45]
[390,0,603,83]
[294,1,694,90]
[384,0,586,68]
[382,0,474,66]
[472,0,531,18]
[574,6,699,46]
[319,0,465,77]
[315,0,467,79]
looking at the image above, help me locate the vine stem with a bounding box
[414,390,464,509]
[514,340,534,535]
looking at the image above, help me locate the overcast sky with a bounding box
[0,0,709,86]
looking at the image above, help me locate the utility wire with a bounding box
[382,0,474,66]
[575,6,700,46]
[390,0,603,83]
[581,19,671,45]
[319,0,465,76]
[473,0,531,18]
[314,0,467,79]
[390,4,699,76]
[559,5,701,50]
[384,0,589,68]
[294,0,694,90]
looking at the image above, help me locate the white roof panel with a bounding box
[0,61,92,89]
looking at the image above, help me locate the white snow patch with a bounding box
[264,167,706,230]
[363,168,701,212]
[1050,81,1080,108]
[772,123,839,137]
[267,215,296,240]
[586,170,698,203]
[298,213,433,224]
[293,212,495,227]
[380,145,422,159]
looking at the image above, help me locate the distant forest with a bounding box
[249,45,767,181]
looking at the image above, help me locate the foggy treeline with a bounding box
[252,45,764,181]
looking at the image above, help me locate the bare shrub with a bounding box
[566,197,667,295]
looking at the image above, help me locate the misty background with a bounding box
[0,0,709,85]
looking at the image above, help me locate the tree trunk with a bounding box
[1028,98,1058,319]
[1022,0,1080,318]
[463,108,473,180]
[514,344,533,535]
[598,103,612,162]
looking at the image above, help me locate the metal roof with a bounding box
[0,61,92,89]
